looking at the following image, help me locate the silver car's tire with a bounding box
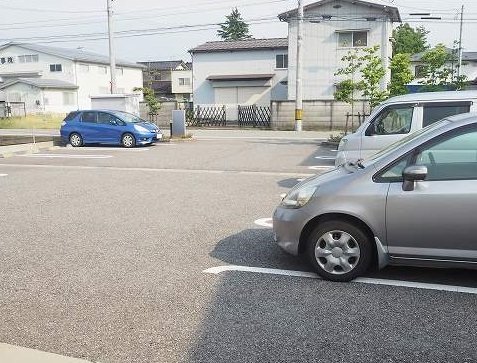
[121,133,136,148]
[307,221,372,282]
[69,132,83,147]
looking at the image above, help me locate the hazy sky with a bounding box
[0,0,475,62]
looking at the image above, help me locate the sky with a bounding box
[0,0,475,62]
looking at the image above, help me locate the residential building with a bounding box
[410,50,477,91]
[189,38,288,108]
[279,0,401,100]
[138,61,192,102]
[0,42,144,114]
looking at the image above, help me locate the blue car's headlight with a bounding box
[134,125,150,133]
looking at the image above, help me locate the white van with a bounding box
[335,91,477,166]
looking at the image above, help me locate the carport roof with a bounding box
[0,78,78,90]
[206,74,275,81]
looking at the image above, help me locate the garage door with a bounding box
[214,87,269,105]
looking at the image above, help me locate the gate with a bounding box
[238,105,271,128]
[186,105,226,127]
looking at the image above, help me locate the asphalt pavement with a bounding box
[0,131,475,363]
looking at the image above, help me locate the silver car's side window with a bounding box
[415,129,477,181]
[374,153,413,183]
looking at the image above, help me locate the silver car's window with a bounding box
[416,128,477,181]
[367,105,414,136]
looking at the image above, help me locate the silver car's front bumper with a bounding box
[273,206,310,256]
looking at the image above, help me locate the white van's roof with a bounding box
[384,90,477,105]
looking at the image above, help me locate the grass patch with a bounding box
[0,114,64,129]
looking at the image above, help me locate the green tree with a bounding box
[134,87,161,115]
[419,43,468,91]
[217,8,252,41]
[335,46,388,110]
[389,53,413,97]
[392,23,429,55]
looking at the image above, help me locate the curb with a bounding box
[0,141,56,158]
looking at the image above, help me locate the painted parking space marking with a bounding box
[314,156,336,160]
[308,165,334,171]
[203,265,477,295]
[0,343,93,362]
[254,218,273,228]
[22,154,113,159]
[0,173,7,177]
[66,147,150,151]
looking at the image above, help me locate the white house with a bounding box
[279,0,401,100]
[0,42,144,114]
[189,38,289,109]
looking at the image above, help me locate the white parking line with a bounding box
[308,165,334,171]
[314,156,336,160]
[203,265,477,295]
[254,218,273,228]
[0,173,7,177]
[22,154,113,159]
[68,147,150,151]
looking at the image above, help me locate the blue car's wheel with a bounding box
[121,133,136,148]
[69,132,83,147]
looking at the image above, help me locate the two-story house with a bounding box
[189,38,288,110]
[138,60,192,102]
[0,42,144,114]
[279,0,401,100]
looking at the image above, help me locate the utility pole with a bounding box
[458,5,464,77]
[107,0,117,94]
[295,0,304,132]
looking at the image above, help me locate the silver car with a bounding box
[273,113,477,282]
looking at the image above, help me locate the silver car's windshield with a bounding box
[366,119,449,163]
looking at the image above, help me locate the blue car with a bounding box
[60,110,163,148]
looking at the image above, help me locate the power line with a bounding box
[0,4,104,14]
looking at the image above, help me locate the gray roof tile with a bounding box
[189,38,288,53]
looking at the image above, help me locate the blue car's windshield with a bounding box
[112,111,145,124]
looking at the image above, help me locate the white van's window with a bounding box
[422,103,471,127]
[368,106,414,136]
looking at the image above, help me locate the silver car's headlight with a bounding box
[281,185,318,209]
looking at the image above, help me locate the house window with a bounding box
[63,92,75,105]
[50,64,62,72]
[19,54,39,63]
[116,67,123,76]
[179,78,190,86]
[7,57,14,64]
[79,64,90,73]
[276,54,288,69]
[415,65,427,78]
[98,65,107,74]
[338,31,368,47]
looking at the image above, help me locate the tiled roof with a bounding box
[138,60,187,71]
[0,42,143,68]
[0,78,78,90]
[278,0,401,23]
[189,38,288,53]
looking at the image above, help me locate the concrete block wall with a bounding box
[271,100,370,131]
[140,101,178,127]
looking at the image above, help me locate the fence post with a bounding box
[345,112,350,135]
[253,105,258,128]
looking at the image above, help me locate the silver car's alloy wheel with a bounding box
[315,230,361,275]
[122,134,135,148]
[69,133,82,147]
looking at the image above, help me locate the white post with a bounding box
[295,0,304,132]
[458,5,464,78]
[107,0,117,94]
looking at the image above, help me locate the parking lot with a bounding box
[0,133,476,363]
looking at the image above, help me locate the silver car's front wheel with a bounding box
[315,231,360,274]
[307,221,372,282]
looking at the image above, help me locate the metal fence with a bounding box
[0,102,26,118]
[186,105,226,127]
[238,105,271,128]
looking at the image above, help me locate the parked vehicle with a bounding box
[335,91,477,167]
[60,110,163,147]
[274,112,477,282]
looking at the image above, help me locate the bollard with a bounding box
[169,120,173,138]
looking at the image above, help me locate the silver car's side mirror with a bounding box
[402,165,428,191]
